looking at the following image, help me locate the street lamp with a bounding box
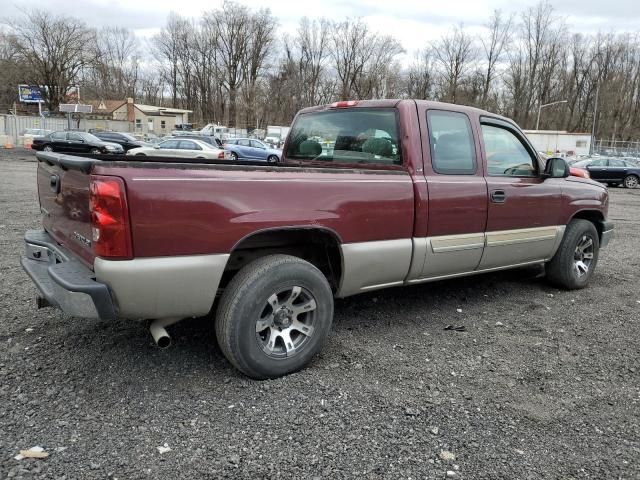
[536,100,568,131]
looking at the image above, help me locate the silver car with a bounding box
[127,138,231,160]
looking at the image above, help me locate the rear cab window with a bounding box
[285,108,402,166]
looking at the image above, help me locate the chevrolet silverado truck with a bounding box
[21,100,614,379]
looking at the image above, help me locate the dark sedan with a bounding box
[32,131,124,154]
[93,131,147,151]
[572,158,639,188]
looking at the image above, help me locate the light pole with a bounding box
[536,100,568,131]
[590,82,600,155]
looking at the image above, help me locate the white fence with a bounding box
[0,115,133,145]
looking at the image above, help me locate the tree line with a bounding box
[1,1,640,140]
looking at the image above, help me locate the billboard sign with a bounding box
[18,85,79,104]
[18,85,45,103]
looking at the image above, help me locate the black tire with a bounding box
[623,174,638,189]
[230,152,238,161]
[267,155,279,163]
[215,254,334,379]
[546,219,600,289]
[43,145,54,152]
[90,148,101,155]
[135,153,146,156]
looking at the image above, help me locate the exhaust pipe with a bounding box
[149,317,182,349]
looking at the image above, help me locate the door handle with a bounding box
[50,174,60,194]
[490,190,506,203]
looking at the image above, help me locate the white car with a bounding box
[22,128,53,139]
[127,138,232,160]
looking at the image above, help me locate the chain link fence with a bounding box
[592,139,640,158]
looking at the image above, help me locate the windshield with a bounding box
[572,159,592,168]
[119,133,137,141]
[285,108,401,165]
[81,133,103,143]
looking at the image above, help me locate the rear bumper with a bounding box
[600,221,614,248]
[21,230,117,320]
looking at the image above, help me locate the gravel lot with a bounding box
[1,149,639,479]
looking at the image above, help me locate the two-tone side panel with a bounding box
[410,105,489,281]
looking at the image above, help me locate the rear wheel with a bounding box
[546,219,600,289]
[267,155,279,163]
[43,145,53,152]
[215,254,333,379]
[623,174,638,188]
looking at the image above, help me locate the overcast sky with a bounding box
[6,0,640,58]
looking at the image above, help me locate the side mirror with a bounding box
[543,157,569,179]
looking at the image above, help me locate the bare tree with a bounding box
[7,10,94,111]
[207,1,252,127]
[432,25,477,103]
[480,10,513,108]
[89,26,139,100]
[406,49,435,99]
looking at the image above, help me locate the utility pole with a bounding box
[590,82,600,155]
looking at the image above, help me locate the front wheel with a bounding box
[267,155,279,163]
[43,145,54,152]
[230,152,238,161]
[623,175,638,189]
[546,219,600,289]
[215,254,334,379]
[90,148,101,155]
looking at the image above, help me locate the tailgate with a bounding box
[37,160,95,268]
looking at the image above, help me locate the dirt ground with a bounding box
[0,149,638,479]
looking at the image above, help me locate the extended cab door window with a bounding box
[426,110,476,174]
[482,125,537,177]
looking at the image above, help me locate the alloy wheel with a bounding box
[573,234,595,278]
[255,286,317,359]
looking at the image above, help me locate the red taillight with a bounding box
[331,100,358,108]
[89,175,132,259]
[218,151,225,159]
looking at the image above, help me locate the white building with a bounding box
[524,130,592,156]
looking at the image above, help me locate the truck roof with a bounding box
[297,99,513,125]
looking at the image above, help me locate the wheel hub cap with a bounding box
[273,307,293,328]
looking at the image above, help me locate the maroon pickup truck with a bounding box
[22,100,614,379]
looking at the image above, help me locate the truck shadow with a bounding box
[53,264,550,384]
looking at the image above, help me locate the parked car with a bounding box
[126,138,231,160]
[22,99,613,380]
[165,134,222,148]
[92,131,147,152]
[131,132,161,144]
[22,128,53,139]
[224,138,282,162]
[572,158,640,188]
[31,131,124,154]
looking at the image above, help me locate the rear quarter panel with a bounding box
[93,163,415,258]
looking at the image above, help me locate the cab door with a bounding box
[479,118,564,269]
[412,107,488,279]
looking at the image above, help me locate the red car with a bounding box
[22,100,613,379]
